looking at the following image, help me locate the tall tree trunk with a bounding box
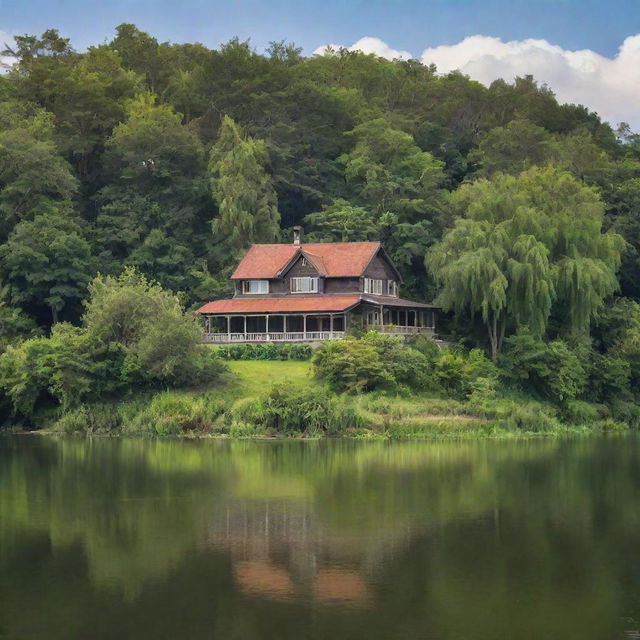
[51,305,59,325]
[486,311,503,362]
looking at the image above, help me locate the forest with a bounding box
[1,24,640,432]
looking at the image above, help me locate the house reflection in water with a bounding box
[204,499,411,609]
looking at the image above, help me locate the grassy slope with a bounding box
[224,360,315,401]
[217,361,591,437]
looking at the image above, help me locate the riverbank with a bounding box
[30,361,629,439]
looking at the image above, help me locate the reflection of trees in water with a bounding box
[2,436,640,639]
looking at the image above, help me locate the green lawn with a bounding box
[224,360,315,400]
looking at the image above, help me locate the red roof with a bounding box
[231,242,381,279]
[197,295,362,315]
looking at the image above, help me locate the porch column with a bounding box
[243,316,247,336]
[303,314,307,338]
[265,314,269,339]
[380,305,384,327]
[284,315,287,334]
[226,315,231,340]
[330,314,334,338]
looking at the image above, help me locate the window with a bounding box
[301,257,308,267]
[387,280,398,297]
[364,278,383,295]
[243,280,269,294]
[290,276,319,293]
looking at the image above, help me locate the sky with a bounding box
[2,0,640,127]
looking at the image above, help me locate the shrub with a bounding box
[500,330,589,403]
[433,348,497,398]
[126,392,227,436]
[609,400,640,429]
[0,323,115,417]
[54,403,124,434]
[215,343,312,360]
[235,384,366,434]
[361,332,437,391]
[313,336,393,393]
[496,402,561,433]
[561,400,602,425]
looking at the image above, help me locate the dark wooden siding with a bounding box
[324,277,361,293]
[363,252,397,281]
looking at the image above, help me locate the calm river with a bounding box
[2,435,640,639]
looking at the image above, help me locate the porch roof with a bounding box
[361,295,438,309]
[197,294,439,315]
[197,295,362,315]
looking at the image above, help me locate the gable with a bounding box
[363,249,401,281]
[286,253,322,278]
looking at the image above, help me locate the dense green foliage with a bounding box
[0,269,226,423]
[214,342,312,360]
[2,24,640,431]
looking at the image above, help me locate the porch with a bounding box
[203,313,347,344]
[202,309,435,344]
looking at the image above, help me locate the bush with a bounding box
[54,403,124,434]
[215,343,312,360]
[609,400,640,429]
[495,402,561,433]
[433,348,497,398]
[500,330,589,403]
[361,332,437,391]
[235,383,366,434]
[0,269,228,421]
[561,400,602,425]
[313,336,393,393]
[126,392,227,436]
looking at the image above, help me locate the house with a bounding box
[197,227,437,343]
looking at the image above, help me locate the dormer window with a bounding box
[387,280,398,297]
[364,278,383,295]
[291,276,318,293]
[242,280,269,294]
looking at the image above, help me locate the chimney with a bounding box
[293,225,303,245]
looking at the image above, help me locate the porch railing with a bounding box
[366,325,435,335]
[203,331,346,344]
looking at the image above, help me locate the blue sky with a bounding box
[2,0,640,127]
[0,0,637,58]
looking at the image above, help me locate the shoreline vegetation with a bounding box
[1,270,639,439]
[18,358,634,440]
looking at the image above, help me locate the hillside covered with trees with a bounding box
[2,24,640,431]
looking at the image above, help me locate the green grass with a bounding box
[224,360,315,403]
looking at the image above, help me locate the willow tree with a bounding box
[427,167,624,359]
[208,115,280,251]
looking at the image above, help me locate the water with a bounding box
[1,436,640,640]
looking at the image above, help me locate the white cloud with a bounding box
[421,34,640,128]
[313,36,412,61]
[315,34,640,129]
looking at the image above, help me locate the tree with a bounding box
[126,229,195,293]
[83,268,224,387]
[469,118,556,176]
[0,213,92,324]
[428,168,624,359]
[340,118,446,224]
[303,199,378,241]
[209,115,280,250]
[0,105,77,238]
